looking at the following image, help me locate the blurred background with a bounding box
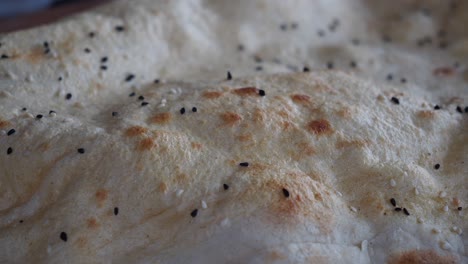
[0,0,110,33]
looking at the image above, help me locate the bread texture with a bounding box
[0,0,467,263]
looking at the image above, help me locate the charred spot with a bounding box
[125,126,148,137]
[307,119,333,136]
[150,112,172,124]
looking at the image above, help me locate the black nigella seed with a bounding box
[65,93,72,100]
[390,198,396,207]
[154,79,160,84]
[456,106,463,114]
[88,32,95,38]
[192,107,197,112]
[282,188,290,198]
[125,74,135,82]
[401,78,407,83]
[22,107,27,111]
[434,105,441,110]
[58,77,63,81]
[84,48,91,53]
[303,67,310,72]
[101,57,108,63]
[391,97,400,105]
[115,26,125,32]
[395,207,402,212]
[112,112,118,117]
[386,74,393,81]
[350,61,357,68]
[60,232,67,242]
[114,207,119,216]
[7,129,15,136]
[464,106,468,113]
[239,162,249,167]
[190,209,198,218]
[100,65,108,70]
[7,147,13,155]
[403,208,410,216]
[327,62,334,69]
[280,23,287,31]
[141,102,149,106]
[180,107,186,115]
[1,54,10,59]
[434,164,440,170]
[77,148,85,154]
[129,92,136,97]
[36,114,43,119]
[259,90,266,96]
[138,95,145,101]
[19,220,23,223]
[458,207,462,211]
[223,184,229,190]
[227,71,232,80]
[255,66,263,71]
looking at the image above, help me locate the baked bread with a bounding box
[0,0,467,263]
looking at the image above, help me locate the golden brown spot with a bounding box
[277,110,290,119]
[336,107,352,118]
[37,142,50,152]
[150,112,172,124]
[95,189,108,207]
[86,218,100,229]
[236,134,252,142]
[417,110,435,119]
[388,250,458,264]
[221,112,242,126]
[433,67,455,77]
[176,173,188,184]
[314,193,323,201]
[0,119,11,129]
[202,91,223,99]
[377,95,385,101]
[191,142,202,150]
[307,119,333,136]
[232,87,258,96]
[281,121,293,131]
[158,182,168,193]
[291,94,310,104]
[93,82,105,91]
[75,237,87,249]
[253,108,265,123]
[335,140,367,149]
[125,126,148,137]
[24,46,43,64]
[267,251,286,261]
[138,138,155,151]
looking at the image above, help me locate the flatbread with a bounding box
[0,0,467,263]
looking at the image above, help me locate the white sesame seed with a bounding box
[439,191,447,198]
[390,179,396,187]
[440,241,451,250]
[443,205,449,212]
[350,206,358,212]
[451,226,462,235]
[361,240,368,251]
[414,187,419,195]
[201,200,207,209]
[175,189,184,197]
[336,191,343,197]
[26,113,34,118]
[0,130,5,135]
[49,112,56,117]
[432,228,440,234]
[417,217,423,224]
